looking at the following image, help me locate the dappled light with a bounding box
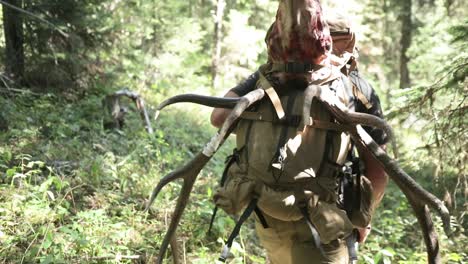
[0,0,466,263]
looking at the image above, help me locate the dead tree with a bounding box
[102,89,153,134]
[2,0,24,83]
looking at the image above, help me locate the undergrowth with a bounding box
[0,92,465,263]
[0,92,263,263]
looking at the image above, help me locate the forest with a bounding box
[0,0,466,263]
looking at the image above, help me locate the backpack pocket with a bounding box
[349,175,374,228]
[308,194,354,244]
[213,162,255,215]
[257,185,305,222]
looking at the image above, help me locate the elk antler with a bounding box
[302,84,398,158]
[146,89,266,263]
[307,85,451,264]
[352,126,449,264]
[154,94,240,121]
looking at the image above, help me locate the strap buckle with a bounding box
[285,62,313,74]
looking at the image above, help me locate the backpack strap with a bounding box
[239,112,352,131]
[270,62,321,73]
[256,63,341,120]
[298,204,325,256]
[345,230,359,263]
[218,198,267,262]
[258,71,285,119]
[270,90,300,181]
[208,147,245,234]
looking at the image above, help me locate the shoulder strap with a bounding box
[258,71,286,119]
[256,63,341,120]
[218,198,268,262]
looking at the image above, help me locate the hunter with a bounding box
[211,1,388,263]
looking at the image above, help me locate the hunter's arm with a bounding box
[350,70,389,242]
[360,145,388,208]
[355,144,388,243]
[210,71,259,128]
[211,91,240,128]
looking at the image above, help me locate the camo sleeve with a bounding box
[230,71,260,96]
[349,71,389,145]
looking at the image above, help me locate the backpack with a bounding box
[213,62,375,247]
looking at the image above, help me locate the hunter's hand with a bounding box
[357,224,372,243]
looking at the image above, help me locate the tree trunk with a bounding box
[2,0,25,83]
[399,0,412,89]
[211,0,225,91]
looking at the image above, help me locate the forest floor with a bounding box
[0,91,465,263]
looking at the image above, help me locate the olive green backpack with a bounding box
[213,63,374,250]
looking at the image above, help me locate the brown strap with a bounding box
[270,62,322,73]
[265,87,285,119]
[268,63,339,86]
[239,111,266,121]
[239,112,351,132]
[258,72,285,119]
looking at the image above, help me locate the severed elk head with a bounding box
[266,0,331,64]
[145,0,451,263]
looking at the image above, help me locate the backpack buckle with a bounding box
[285,62,313,73]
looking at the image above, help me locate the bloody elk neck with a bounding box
[266,0,332,64]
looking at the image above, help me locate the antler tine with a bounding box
[354,126,451,235]
[149,89,265,264]
[312,89,450,263]
[302,84,321,128]
[315,87,399,158]
[332,109,398,158]
[145,154,210,212]
[154,94,240,121]
[351,126,450,264]
[153,153,210,264]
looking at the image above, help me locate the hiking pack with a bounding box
[147,2,450,262]
[147,59,451,264]
[210,61,376,261]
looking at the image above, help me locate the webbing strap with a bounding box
[345,230,359,262]
[270,91,299,182]
[265,87,286,119]
[316,130,335,181]
[258,72,285,119]
[219,198,259,262]
[270,62,321,73]
[243,120,254,161]
[255,207,269,228]
[299,205,325,257]
[207,206,218,235]
[239,112,352,131]
[208,148,244,234]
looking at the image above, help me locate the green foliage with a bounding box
[0,0,466,263]
[0,92,257,262]
[18,0,107,90]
